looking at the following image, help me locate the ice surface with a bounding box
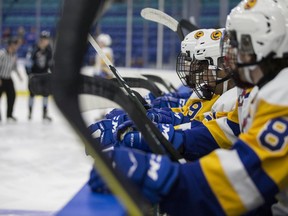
[0,96,95,213]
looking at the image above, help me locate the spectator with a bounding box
[16,26,26,46]
[2,27,11,45]
[0,37,23,122]
[25,27,36,46]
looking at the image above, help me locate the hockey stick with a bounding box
[141,8,199,40]
[142,74,177,92]
[88,34,147,113]
[141,7,184,40]
[53,0,151,215]
[28,74,162,102]
[179,19,198,32]
[88,34,186,163]
[111,77,163,97]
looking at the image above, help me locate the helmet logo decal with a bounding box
[244,0,257,9]
[210,30,222,40]
[194,31,204,39]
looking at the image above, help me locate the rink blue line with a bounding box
[0,209,54,216]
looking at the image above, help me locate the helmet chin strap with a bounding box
[222,79,228,92]
[243,66,255,84]
[211,66,231,93]
[236,54,256,84]
[215,74,231,85]
[215,76,230,93]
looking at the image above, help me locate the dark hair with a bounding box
[258,55,288,88]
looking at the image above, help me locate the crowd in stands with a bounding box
[1,26,49,58]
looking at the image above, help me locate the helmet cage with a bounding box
[176,52,194,87]
[177,51,229,100]
[190,59,216,100]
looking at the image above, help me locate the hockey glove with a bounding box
[88,166,110,193]
[115,120,185,152]
[164,89,192,99]
[143,92,156,105]
[146,108,190,125]
[151,96,188,109]
[114,148,179,203]
[88,114,129,146]
[105,108,126,120]
[88,147,179,204]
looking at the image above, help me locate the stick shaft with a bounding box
[88,34,113,66]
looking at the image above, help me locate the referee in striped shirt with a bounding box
[0,37,23,122]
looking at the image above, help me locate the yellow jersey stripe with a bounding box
[200,151,246,215]
[204,118,235,149]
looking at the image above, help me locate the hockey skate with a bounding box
[43,107,52,122]
[7,116,17,122]
[43,114,52,122]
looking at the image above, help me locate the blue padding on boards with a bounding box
[55,184,126,216]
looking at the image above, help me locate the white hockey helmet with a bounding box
[190,28,231,100]
[96,33,112,47]
[194,28,224,66]
[176,29,205,87]
[180,29,202,55]
[222,0,288,88]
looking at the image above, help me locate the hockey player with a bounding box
[89,0,288,215]
[94,33,114,79]
[145,28,232,110]
[146,28,235,126]
[26,31,53,121]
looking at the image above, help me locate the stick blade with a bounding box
[141,7,178,32]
